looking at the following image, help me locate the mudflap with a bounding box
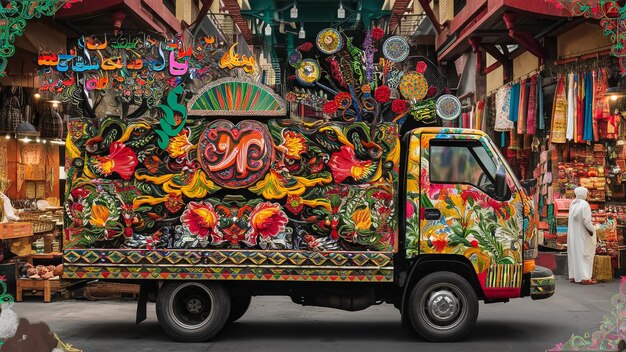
[136,282,157,324]
[530,265,555,300]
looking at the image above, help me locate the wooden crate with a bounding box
[16,278,61,303]
[0,222,33,239]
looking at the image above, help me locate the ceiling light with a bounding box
[290,2,298,19]
[338,1,345,19]
[50,139,65,145]
[19,137,31,143]
[5,134,10,140]
[265,24,272,36]
[298,23,305,39]
[34,92,40,99]
[606,86,626,100]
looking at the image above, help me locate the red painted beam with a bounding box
[468,37,483,74]
[503,12,545,60]
[435,0,571,62]
[417,0,442,34]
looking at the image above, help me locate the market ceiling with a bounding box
[242,0,388,70]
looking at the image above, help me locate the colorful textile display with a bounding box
[509,83,520,123]
[584,71,594,141]
[517,79,528,135]
[566,72,575,141]
[538,74,545,131]
[495,85,514,131]
[527,75,537,135]
[552,75,568,143]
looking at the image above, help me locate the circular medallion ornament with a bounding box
[383,36,409,62]
[436,94,462,121]
[198,120,274,189]
[296,59,321,86]
[316,28,343,54]
[399,72,428,100]
[288,50,302,67]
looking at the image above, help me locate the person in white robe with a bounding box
[567,187,597,284]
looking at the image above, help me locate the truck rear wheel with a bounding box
[406,271,478,342]
[228,295,251,323]
[156,281,230,342]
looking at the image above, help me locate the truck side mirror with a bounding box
[495,166,507,200]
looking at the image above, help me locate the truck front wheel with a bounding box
[156,281,231,342]
[406,271,478,342]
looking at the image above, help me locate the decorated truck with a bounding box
[47,29,555,343]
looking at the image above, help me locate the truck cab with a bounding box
[398,127,554,340]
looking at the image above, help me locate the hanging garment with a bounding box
[538,74,545,130]
[583,72,593,142]
[518,79,528,135]
[527,75,537,135]
[551,75,568,143]
[509,83,520,123]
[476,100,484,131]
[576,73,585,143]
[566,73,576,141]
[567,187,596,283]
[592,70,600,141]
[495,85,514,131]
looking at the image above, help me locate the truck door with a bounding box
[405,131,524,299]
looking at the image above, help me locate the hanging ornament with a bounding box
[382,36,409,63]
[399,72,429,100]
[316,28,343,55]
[296,59,321,86]
[436,94,462,121]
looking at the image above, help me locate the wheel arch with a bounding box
[400,254,485,316]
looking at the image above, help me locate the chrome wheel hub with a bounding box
[427,290,459,322]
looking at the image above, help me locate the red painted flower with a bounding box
[323,101,338,114]
[470,239,479,248]
[372,191,392,201]
[94,142,138,180]
[222,223,247,246]
[70,187,90,200]
[328,145,373,183]
[165,193,184,213]
[427,86,438,97]
[406,201,415,218]
[180,201,220,239]
[371,27,384,40]
[391,99,409,114]
[431,232,449,252]
[286,195,304,214]
[416,61,427,74]
[374,85,391,103]
[71,203,83,212]
[124,227,133,237]
[249,202,288,239]
[334,92,352,110]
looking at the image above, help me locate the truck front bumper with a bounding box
[530,265,555,300]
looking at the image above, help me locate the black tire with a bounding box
[156,281,231,342]
[406,271,478,342]
[228,295,251,323]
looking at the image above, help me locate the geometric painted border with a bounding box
[63,249,394,282]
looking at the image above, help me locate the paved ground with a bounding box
[10,277,623,352]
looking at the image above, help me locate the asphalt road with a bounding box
[11,277,622,352]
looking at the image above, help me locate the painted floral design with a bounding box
[328,146,374,183]
[92,142,138,180]
[180,201,220,239]
[165,129,193,158]
[279,130,308,160]
[405,130,526,296]
[249,202,288,240]
[89,204,111,227]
